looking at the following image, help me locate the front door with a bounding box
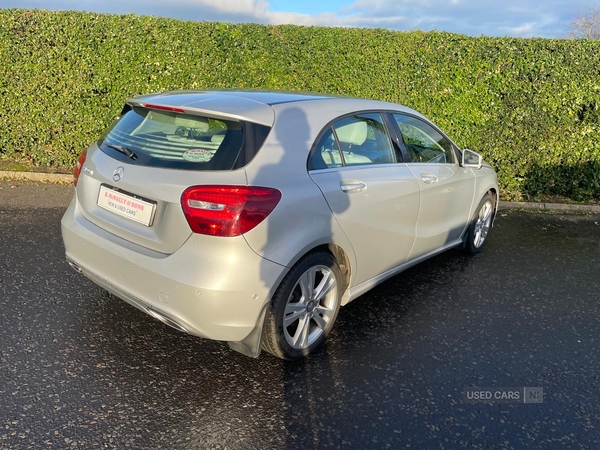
[392,113,476,259]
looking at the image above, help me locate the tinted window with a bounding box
[98,106,268,171]
[308,127,344,170]
[394,114,455,164]
[309,113,396,170]
[333,113,395,166]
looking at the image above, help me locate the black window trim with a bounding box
[382,112,410,163]
[329,125,347,167]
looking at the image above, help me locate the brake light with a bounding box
[142,103,185,114]
[73,149,87,186]
[181,186,282,237]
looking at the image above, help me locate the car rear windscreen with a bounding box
[97,105,269,171]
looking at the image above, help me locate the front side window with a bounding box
[393,114,455,164]
[98,106,268,171]
[308,113,396,170]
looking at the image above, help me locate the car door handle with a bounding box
[421,173,439,184]
[340,181,367,194]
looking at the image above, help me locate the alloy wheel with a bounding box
[473,200,493,248]
[283,265,338,349]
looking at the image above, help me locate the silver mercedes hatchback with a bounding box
[61,90,498,360]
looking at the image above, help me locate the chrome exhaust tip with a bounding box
[146,307,189,334]
[67,260,83,274]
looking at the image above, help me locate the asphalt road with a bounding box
[1,180,600,449]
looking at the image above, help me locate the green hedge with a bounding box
[1,9,599,200]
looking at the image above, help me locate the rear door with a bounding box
[391,113,475,259]
[308,112,420,285]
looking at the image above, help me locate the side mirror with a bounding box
[461,149,483,169]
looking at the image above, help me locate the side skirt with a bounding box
[344,238,463,305]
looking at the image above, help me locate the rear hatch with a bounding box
[75,101,272,254]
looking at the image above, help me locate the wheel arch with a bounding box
[290,243,353,306]
[487,187,499,225]
[227,241,353,358]
[282,242,352,294]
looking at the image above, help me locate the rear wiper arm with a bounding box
[106,144,138,160]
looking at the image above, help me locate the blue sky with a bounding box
[0,0,597,37]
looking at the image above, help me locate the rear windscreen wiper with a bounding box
[106,144,138,160]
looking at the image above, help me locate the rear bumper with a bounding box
[61,197,287,342]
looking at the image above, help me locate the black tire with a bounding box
[464,192,495,255]
[261,252,342,360]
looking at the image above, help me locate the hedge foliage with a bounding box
[1,9,599,200]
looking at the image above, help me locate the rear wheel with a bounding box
[262,252,342,360]
[464,192,495,254]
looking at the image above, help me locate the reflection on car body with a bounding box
[61,90,498,360]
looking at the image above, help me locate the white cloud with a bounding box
[177,0,350,26]
[194,0,270,16]
[509,23,535,36]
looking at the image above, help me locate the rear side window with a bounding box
[309,127,344,170]
[333,114,395,166]
[98,106,269,171]
[308,112,396,170]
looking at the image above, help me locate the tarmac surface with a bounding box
[1,180,599,449]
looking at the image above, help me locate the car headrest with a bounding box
[335,121,367,145]
[174,115,209,132]
[146,110,210,132]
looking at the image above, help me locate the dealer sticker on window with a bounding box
[182,149,213,162]
[97,185,156,226]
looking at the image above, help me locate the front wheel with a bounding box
[464,192,495,254]
[261,252,342,360]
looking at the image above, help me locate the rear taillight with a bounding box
[181,186,282,237]
[73,149,87,186]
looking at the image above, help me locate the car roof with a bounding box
[128,90,421,126]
